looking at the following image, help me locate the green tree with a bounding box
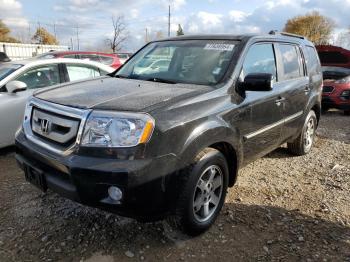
[176,24,184,36]
[284,11,334,45]
[0,20,20,43]
[32,27,59,45]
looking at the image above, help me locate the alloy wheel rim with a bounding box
[304,117,315,151]
[193,165,223,222]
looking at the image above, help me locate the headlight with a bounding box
[81,111,155,147]
[340,90,350,100]
[335,76,350,84]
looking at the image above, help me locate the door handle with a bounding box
[275,97,286,106]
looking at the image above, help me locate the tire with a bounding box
[287,110,317,156]
[344,110,350,116]
[169,148,229,236]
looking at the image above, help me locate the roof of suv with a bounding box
[163,33,314,45]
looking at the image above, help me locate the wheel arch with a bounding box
[178,123,242,188]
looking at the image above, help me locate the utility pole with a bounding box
[70,38,74,50]
[38,22,42,44]
[168,5,171,37]
[145,28,149,43]
[53,23,57,40]
[76,25,80,50]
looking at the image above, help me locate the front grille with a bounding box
[31,107,80,146]
[23,97,90,155]
[323,86,334,93]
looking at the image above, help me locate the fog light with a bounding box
[108,186,123,201]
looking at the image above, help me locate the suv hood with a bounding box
[34,76,213,112]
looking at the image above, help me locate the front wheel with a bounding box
[344,110,350,116]
[287,110,317,156]
[169,148,229,236]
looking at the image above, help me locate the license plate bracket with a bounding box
[24,165,48,192]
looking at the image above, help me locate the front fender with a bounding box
[178,119,243,168]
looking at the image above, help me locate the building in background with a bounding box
[0,42,69,61]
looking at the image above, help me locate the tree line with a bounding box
[0,20,59,45]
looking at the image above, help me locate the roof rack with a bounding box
[268,30,305,39]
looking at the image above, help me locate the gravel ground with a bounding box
[0,110,349,262]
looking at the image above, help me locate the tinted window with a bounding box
[15,64,60,89]
[279,44,302,80]
[99,56,114,65]
[306,46,321,75]
[241,44,277,80]
[66,64,101,81]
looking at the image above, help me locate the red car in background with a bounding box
[317,45,350,115]
[37,51,122,69]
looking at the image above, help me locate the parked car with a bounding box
[0,58,114,148]
[15,32,322,235]
[316,45,350,115]
[37,51,122,69]
[116,52,132,64]
[133,59,170,74]
[0,52,11,62]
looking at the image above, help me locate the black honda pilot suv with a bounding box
[15,32,322,235]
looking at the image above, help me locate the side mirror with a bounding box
[241,73,274,92]
[6,81,27,93]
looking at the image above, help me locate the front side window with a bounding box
[116,40,237,86]
[66,64,101,81]
[15,64,60,89]
[279,44,302,80]
[241,43,277,81]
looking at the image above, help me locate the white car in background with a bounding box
[0,58,114,148]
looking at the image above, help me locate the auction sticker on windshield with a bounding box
[204,43,235,51]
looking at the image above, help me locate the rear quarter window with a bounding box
[305,46,321,75]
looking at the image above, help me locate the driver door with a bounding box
[241,43,284,162]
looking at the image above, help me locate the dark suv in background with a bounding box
[15,32,322,235]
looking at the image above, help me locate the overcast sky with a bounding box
[1,0,349,51]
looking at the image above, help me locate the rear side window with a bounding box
[241,44,277,81]
[279,44,302,80]
[99,56,114,65]
[66,64,101,81]
[305,46,321,75]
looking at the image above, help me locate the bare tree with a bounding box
[106,16,128,53]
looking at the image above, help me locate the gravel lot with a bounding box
[0,110,349,262]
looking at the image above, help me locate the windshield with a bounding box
[116,40,237,86]
[0,64,23,81]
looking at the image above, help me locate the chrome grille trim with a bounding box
[23,97,92,156]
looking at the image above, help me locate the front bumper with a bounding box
[15,130,179,220]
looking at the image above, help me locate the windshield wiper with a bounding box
[144,77,176,84]
[115,74,130,79]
